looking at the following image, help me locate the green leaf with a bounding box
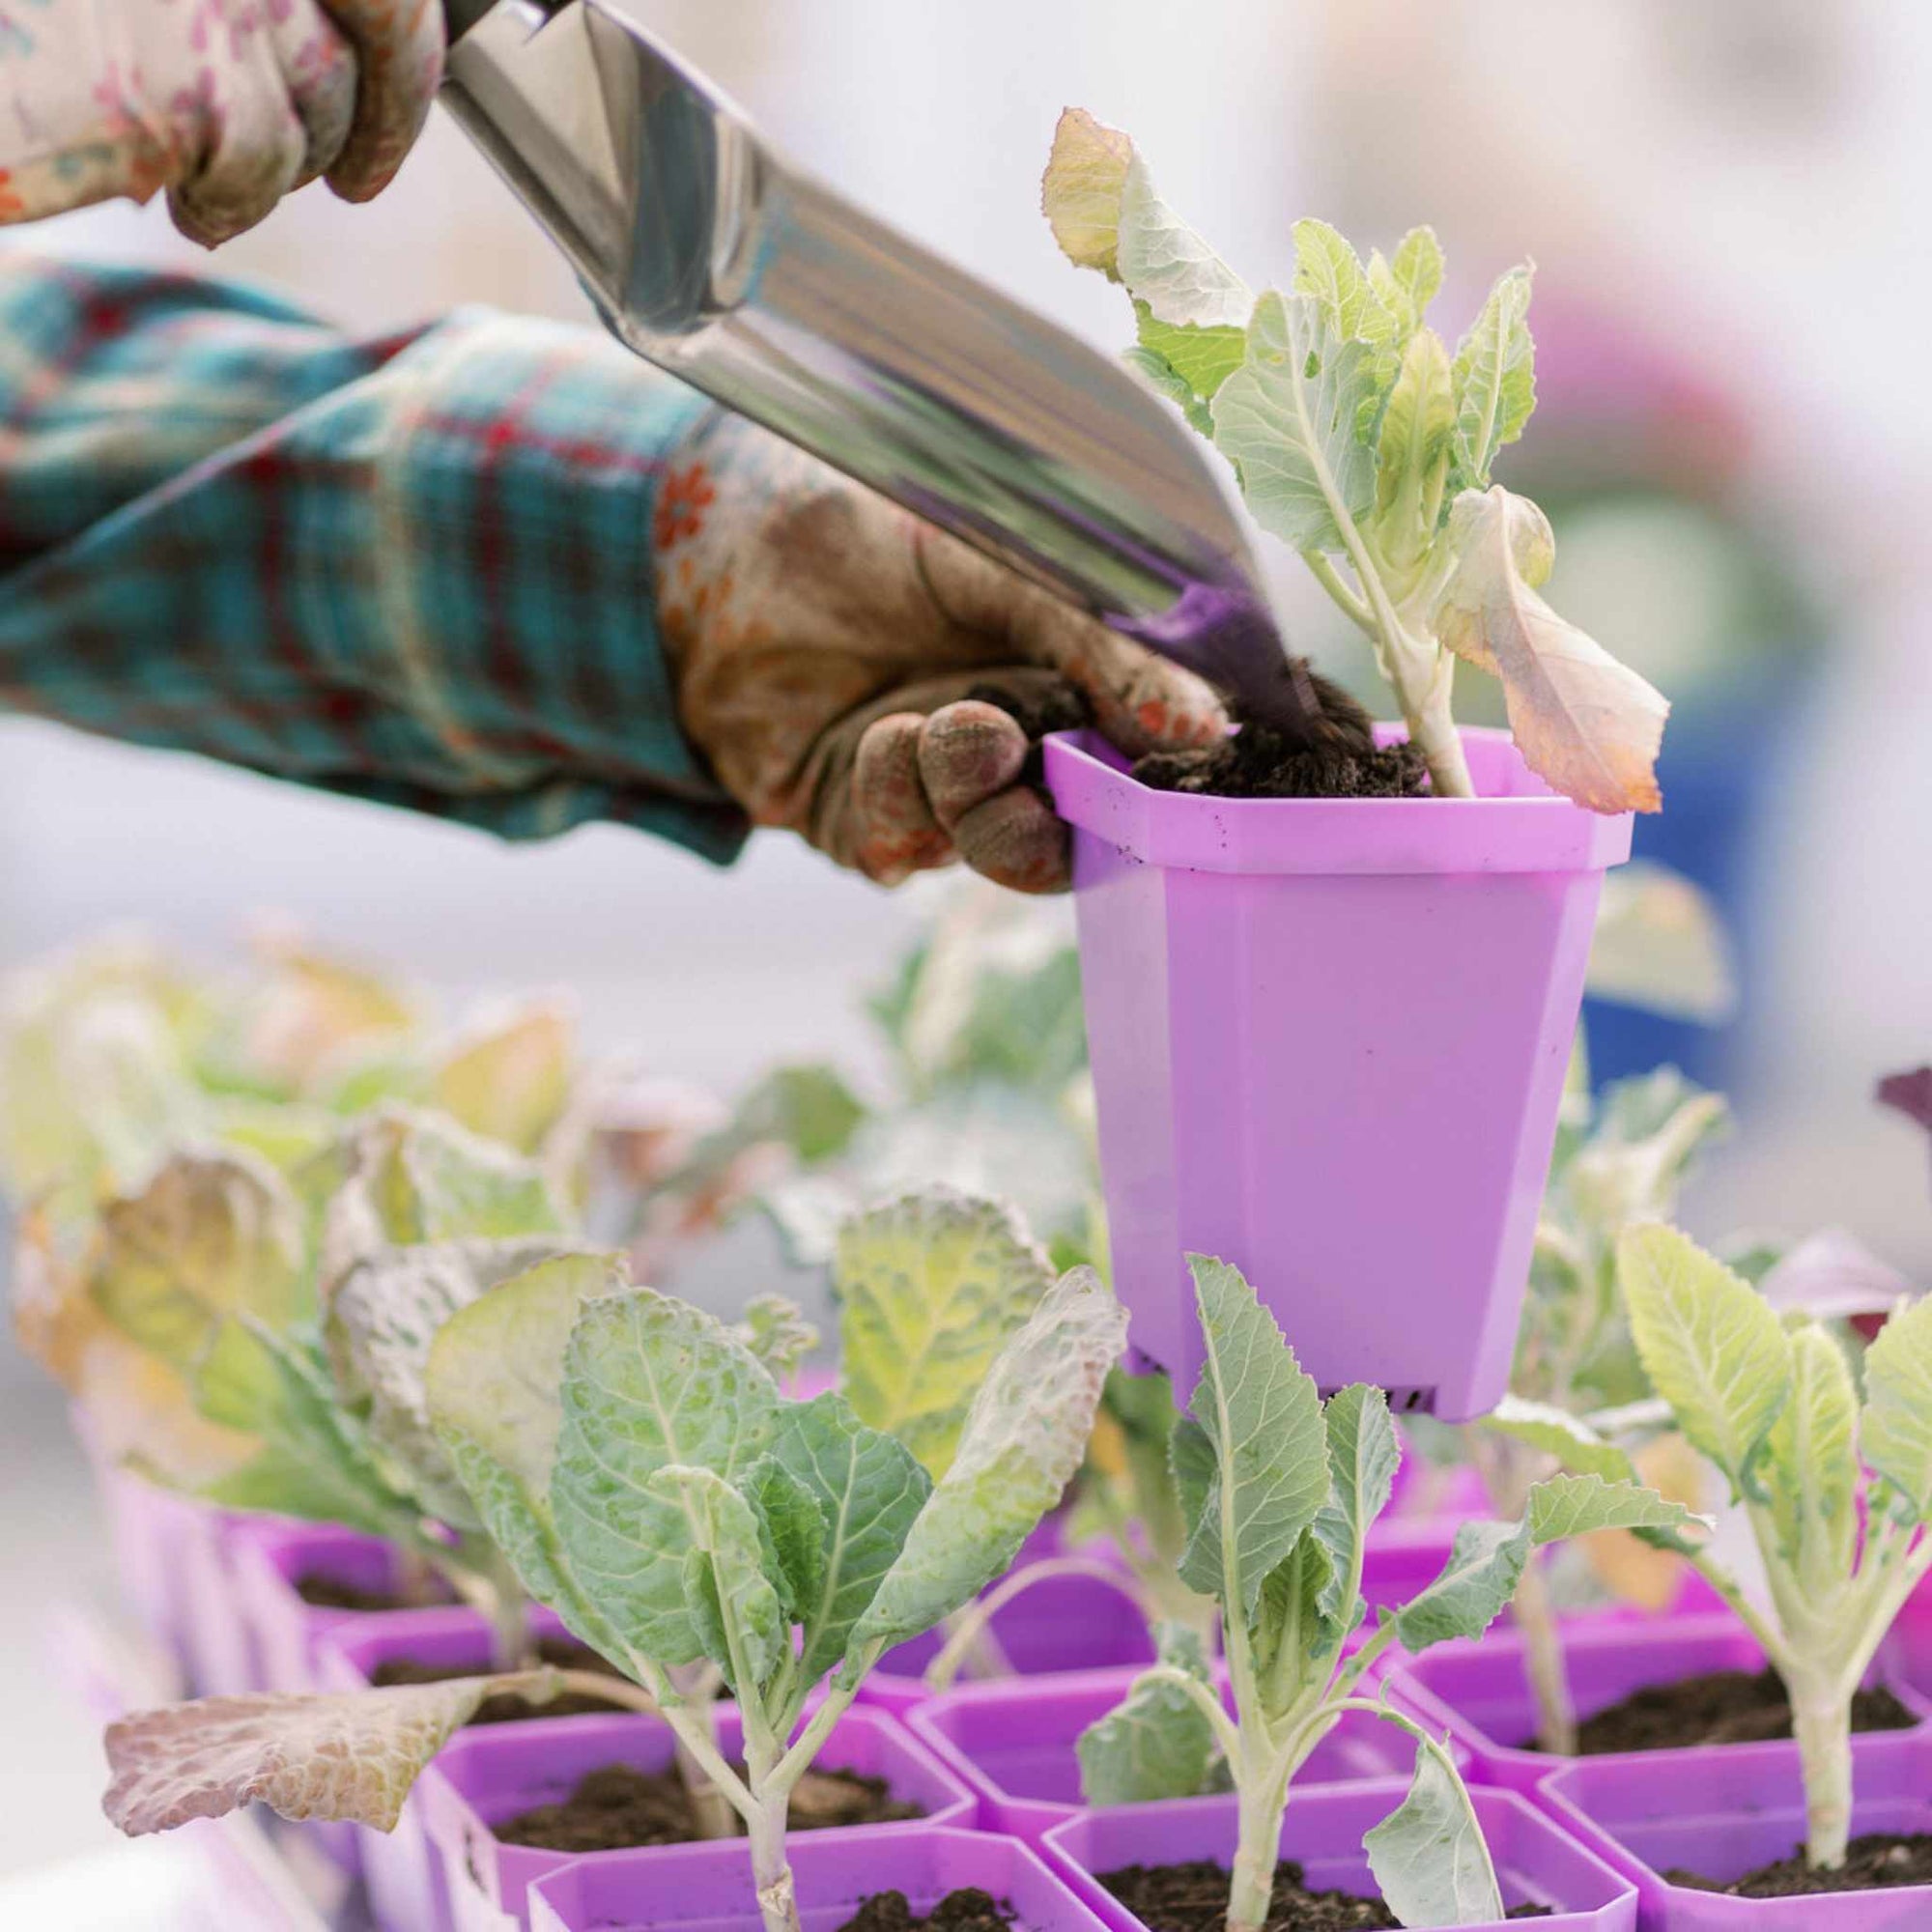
[1391,1519,1531,1654]
[1249,1534,1336,1696]
[1619,1223,1791,1497]
[647,1465,785,1694]
[1433,486,1668,815]
[1525,1472,1712,1550]
[1861,1293,1932,1521]
[1077,1623,1222,1805]
[429,1000,574,1153]
[1133,301,1246,410]
[1450,264,1535,488]
[1116,153,1252,328]
[426,1253,635,1661]
[836,1189,1055,1479]
[330,1236,584,1525]
[104,1679,504,1836]
[1209,291,1378,555]
[1368,226,1445,340]
[1373,327,1454,526]
[87,1151,309,1374]
[1310,1382,1400,1630]
[1293,218,1395,347]
[846,1266,1125,1669]
[550,1292,781,1667]
[769,1392,930,1683]
[1559,1068,1729,1247]
[1175,1256,1329,1620]
[728,1293,820,1384]
[743,1457,828,1627]
[1484,1396,1638,1485]
[1765,1321,1861,1577]
[1363,1739,1503,1928]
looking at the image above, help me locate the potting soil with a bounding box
[835,1887,1015,1932]
[1551,1665,1915,1756]
[370,1634,630,1723]
[1668,1831,1932,1899]
[1131,725,1428,800]
[1098,1859,1551,1930]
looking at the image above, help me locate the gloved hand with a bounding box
[653,409,1230,894]
[0,0,443,246]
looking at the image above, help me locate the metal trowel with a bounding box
[439,0,1321,736]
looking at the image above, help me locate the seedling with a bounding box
[1520,1222,1932,1873]
[1472,1065,1728,1749]
[1077,1257,1706,1932]
[100,1249,1124,1932]
[1042,109,1666,811]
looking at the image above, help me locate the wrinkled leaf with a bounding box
[429,1001,575,1153]
[331,1236,583,1524]
[1077,1623,1222,1805]
[1434,487,1667,813]
[103,1680,499,1835]
[1040,106,1133,275]
[1116,154,1251,329]
[744,1456,829,1627]
[848,1267,1125,1667]
[1619,1223,1790,1497]
[1391,1519,1532,1654]
[1524,1471,1711,1549]
[1211,291,1378,555]
[1176,1256,1329,1619]
[1861,1293,1932,1521]
[1374,327,1455,528]
[729,1293,820,1384]
[649,1464,785,1694]
[769,1392,929,1683]
[837,1189,1055,1479]
[1364,1739,1503,1928]
[1449,264,1535,488]
[551,1292,780,1665]
[1764,1322,1860,1580]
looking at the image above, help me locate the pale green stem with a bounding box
[769,1675,863,1795]
[1303,551,1378,636]
[1511,1551,1577,1755]
[666,1661,733,1841]
[743,1771,798,1932]
[443,1545,533,1671]
[1227,1752,1293,1932]
[923,1559,1156,1691]
[1789,1677,1854,1870]
[1125,1663,1244,1767]
[1688,1550,1792,1673]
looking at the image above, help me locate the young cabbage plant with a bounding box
[1470,1066,1728,1750]
[1041,109,1666,812]
[1517,1222,1932,1873]
[101,1253,1126,1932]
[833,1188,1194,1688]
[1077,1257,1707,1932]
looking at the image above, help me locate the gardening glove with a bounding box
[654,407,1231,894]
[0,0,443,245]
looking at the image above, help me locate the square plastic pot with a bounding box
[1384,1611,1926,1795]
[908,1662,1420,1844]
[1044,724,1631,1422]
[1041,1782,1637,1931]
[527,1826,1115,1932]
[1539,1730,1932,1927]
[860,1566,1157,1719]
[415,1702,976,1931]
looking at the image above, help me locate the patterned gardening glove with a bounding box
[655,409,1230,894]
[0,0,443,246]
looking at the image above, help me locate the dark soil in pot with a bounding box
[1132,725,1429,801]
[495,1762,922,1853]
[1668,1832,1932,1899]
[370,1634,629,1722]
[294,1572,450,1613]
[836,1889,1013,1932]
[1538,1666,1916,1755]
[1099,1860,1551,1930]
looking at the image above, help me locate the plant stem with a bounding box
[1511,1551,1577,1755]
[744,1788,799,1932]
[1227,1754,1293,1932]
[923,1559,1156,1692]
[667,1662,734,1841]
[1790,1680,1853,1869]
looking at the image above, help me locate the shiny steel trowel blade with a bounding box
[440,0,1319,735]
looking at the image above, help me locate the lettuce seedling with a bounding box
[1079,1257,1706,1932]
[1471,1066,1728,1749]
[1041,109,1667,812]
[1521,1223,1932,1872]
[102,1254,1125,1932]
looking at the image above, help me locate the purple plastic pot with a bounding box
[1385,1611,1927,1796]
[1044,724,1631,1423]
[909,1663,1418,1844]
[1540,1730,1932,1927]
[1042,1782,1636,1931]
[415,1703,975,1931]
[527,1826,1113,1932]
[861,1567,1157,1719]
[230,1520,462,1695]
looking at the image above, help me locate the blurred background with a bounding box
[2,0,1928,1881]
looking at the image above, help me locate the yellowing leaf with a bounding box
[1588,863,1738,1023]
[1433,487,1667,813]
[103,1680,500,1835]
[429,1000,575,1154]
[1040,107,1134,275]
